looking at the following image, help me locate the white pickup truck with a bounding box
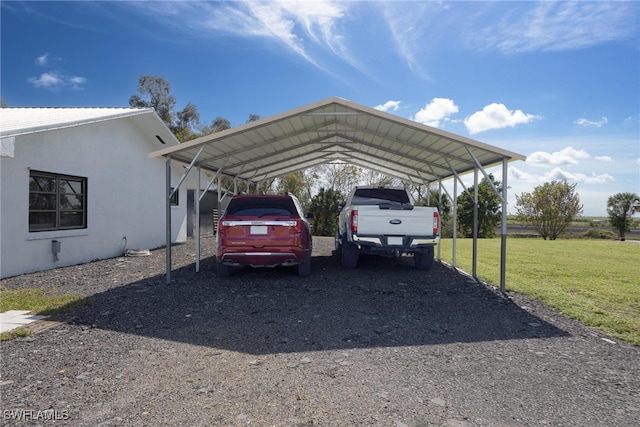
[335,186,440,270]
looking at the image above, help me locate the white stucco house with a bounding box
[0,107,215,279]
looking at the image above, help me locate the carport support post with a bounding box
[500,158,508,292]
[452,178,457,267]
[195,166,201,273]
[472,168,479,278]
[437,179,443,261]
[166,156,172,285]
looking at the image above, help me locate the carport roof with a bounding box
[149,97,525,185]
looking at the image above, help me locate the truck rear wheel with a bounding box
[334,230,342,252]
[414,247,434,271]
[341,235,358,268]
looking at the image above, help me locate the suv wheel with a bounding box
[298,258,311,276]
[216,259,232,277]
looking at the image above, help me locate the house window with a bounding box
[170,187,179,206]
[29,170,87,232]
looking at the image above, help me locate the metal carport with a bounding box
[149,97,526,290]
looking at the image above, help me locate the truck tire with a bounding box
[414,247,434,271]
[341,234,359,268]
[334,229,342,252]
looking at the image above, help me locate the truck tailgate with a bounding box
[356,206,434,236]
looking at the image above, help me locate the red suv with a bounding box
[216,194,313,276]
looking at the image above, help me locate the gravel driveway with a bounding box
[1,236,638,426]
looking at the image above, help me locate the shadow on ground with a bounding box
[63,251,570,355]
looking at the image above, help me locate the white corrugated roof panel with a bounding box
[0,107,153,138]
[149,97,526,186]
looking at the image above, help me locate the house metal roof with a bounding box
[149,97,525,186]
[0,107,179,147]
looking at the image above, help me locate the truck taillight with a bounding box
[350,209,358,233]
[433,211,440,236]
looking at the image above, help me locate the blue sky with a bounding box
[2,0,639,216]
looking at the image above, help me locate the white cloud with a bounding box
[375,100,401,113]
[575,117,608,128]
[464,103,539,134]
[526,146,590,167]
[510,166,615,185]
[124,0,350,70]
[595,156,613,162]
[35,53,49,66]
[412,98,458,128]
[68,76,87,90]
[478,2,638,54]
[28,72,86,90]
[545,167,615,184]
[509,166,538,183]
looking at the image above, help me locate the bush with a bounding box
[580,229,616,240]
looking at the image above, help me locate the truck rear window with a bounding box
[225,198,298,216]
[352,188,411,205]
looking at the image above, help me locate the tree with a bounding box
[322,163,361,196]
[607,192,640,241]
[515,180,583,240]
[199,117,231,136]
[129,75,201,142]
[246,114,261,123]
[129,75,176,127]
[173,102,200,142]
[422,189,452,218]
[274,169,319,213]
[457,174,502,238]
[309,188,343,236]
[361,170,398,187]
[422,189,453,237]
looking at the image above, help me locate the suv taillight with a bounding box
[350,209,358,233]
[433,211,440,236]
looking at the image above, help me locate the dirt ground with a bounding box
[1,236,638,426]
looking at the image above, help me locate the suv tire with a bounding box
[216,259,232,277]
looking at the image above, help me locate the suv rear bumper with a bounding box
[219,249,310,268]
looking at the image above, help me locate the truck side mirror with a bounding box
[337,202,344,211]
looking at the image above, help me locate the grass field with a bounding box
[0,288,87,341]
[438,238,640,346]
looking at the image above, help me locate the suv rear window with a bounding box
[225,197,299,216]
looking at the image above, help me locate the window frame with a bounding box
[29,170,88,232]
[170,187,179,206]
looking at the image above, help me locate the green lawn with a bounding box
[438,238,640,346]
[0,288,87,341]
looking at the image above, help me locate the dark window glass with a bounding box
[29,176,56,192]
[29,212,57,230]
[352,188,411,205]
[29,171,87,232]
[170,188,179,206]
[226,197,298,216]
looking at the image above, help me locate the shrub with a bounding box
[581,229,616,240]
